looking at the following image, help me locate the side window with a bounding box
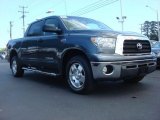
[27,20,44,36]
[44,18,60,35]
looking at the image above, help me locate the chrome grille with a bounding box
[123,40,151,54]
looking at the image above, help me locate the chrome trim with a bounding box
[102,66,114,76]
[123,53,151,56]
[115,34,149,55]
[91,58,157,64]
[90,58,156,80]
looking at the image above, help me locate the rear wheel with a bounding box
[123,76,144,83]
[11,56,24,77]
[66,56,94,94]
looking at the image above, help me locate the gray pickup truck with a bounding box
[7,16,156,94]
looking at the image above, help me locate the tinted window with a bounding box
[44,18,60,35]
[27,20,44,36]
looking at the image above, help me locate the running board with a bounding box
[22,67,58,76]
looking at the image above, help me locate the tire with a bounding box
[123,76,144,83]
[66,56,94,94]
[10,56,24,77]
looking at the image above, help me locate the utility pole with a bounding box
[9,21,13,39]
[18,6,29,34]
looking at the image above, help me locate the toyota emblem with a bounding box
[137,43,143,50]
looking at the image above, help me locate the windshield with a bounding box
[61,16,112,31]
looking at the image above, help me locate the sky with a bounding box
[0,0,160,48]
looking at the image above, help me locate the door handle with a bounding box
[61,39,66,43]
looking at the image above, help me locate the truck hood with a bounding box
[68,30,146,38]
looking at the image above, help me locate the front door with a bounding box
[37,18,63,73]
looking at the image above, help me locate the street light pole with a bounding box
[9,21,13,39]
[146,5,160,41]
[64,0,68,16]
[116,0,126,31]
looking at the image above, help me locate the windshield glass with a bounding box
[61,16,112,30]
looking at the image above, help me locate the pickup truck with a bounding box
[7,16,157,94]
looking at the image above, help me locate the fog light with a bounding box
[103,67,108,73]
[103,65,113,75]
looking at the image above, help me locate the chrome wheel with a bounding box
[69,63,85,89]
[67,56,94,94]
[10,56,24,77]
[12,60,17,75]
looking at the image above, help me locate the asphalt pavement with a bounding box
[0,60,160,120]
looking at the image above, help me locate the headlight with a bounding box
[91,37,116,48]
[157,52,160,57]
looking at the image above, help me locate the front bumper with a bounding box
[91,58,156,80]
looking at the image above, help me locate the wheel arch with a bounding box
[61,48,92,77]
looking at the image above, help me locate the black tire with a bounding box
[66,56,94,94]
[123,76,144,83]
[10,56,24,77]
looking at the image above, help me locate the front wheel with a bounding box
[66,56,94,94]
[11,56,24,77]
[123,76,144,83]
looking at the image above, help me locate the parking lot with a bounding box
[0,60,160,120]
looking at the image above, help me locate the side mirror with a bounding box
[43,24,62,34]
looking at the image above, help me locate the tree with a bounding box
[142,21,159,41]
[142,21,150,38]
[0,48,6,52]
[150,21,158,40]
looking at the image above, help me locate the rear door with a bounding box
[21,20,44,67]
